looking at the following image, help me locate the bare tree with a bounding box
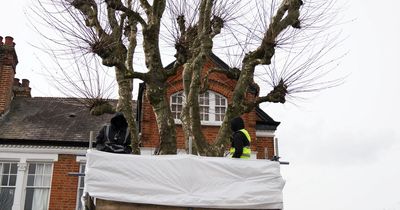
[32,0,179,154]
[32,0,344,156]
[160,0,344,156]
[35,49,117,115]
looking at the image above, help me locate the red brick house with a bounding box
[0,36,117,210]
[0,36,280,210]
[137,53,280,159]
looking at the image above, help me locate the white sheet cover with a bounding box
[85,149,285,209]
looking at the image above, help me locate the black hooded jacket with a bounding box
[95,112,132,154]
[230,117,250,158]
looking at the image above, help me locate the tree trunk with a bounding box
[146,84,177,154]
[115,67,140,154]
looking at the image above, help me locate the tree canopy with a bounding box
[33,0,344,155]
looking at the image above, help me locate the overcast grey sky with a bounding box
[1,0,400,210]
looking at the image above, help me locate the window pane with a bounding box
[28,164,36,174]
[9,175,16,186]
[171,93,183,120]
[3,163,10,174]
[213,93,227,122]
[1,175,8,186]
[24,188,34,210]
[42,175,52,186]
[27,175,34,186]
[0,188,15,210]
[79,177,85,188]
[10,164,17,174]
[24,188,51,210]
[44,164,52,174]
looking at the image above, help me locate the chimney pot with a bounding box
[22,79,30,88]
[4,36,15,46]
[13,78,20,87]
[0,36,3,45]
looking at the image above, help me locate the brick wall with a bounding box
[255,137,275,159]
[49,154,80,210]
[0,36,18,115]
[140,57,275,159]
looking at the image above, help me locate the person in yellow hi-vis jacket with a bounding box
[229,116,251,158]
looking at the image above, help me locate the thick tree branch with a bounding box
[252,0,303,66]
[107,7,121,36]
[71,0,106,37]
[105,0,147,26]
[139,0,152,15]
[153,0,166,19]
[256,79,288,104]
[125,18,138,77]
[210,15,224,38]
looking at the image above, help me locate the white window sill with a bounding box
[174,119,222,126]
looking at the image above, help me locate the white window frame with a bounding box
[0,153,57,210]
[23,162,53,210]
[0,161,18,210]
[170,91,227,126]
[170,92,183,120]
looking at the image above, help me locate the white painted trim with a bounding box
[0,152,58,162]
[0,145,87,155]
[76,156,87,163]
[256,130,275,137]
[174,119,222,126]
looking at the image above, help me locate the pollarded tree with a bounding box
[33,0,343,156]
[34,0,182,154]
[165,0,343,156]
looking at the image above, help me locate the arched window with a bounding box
[170,91,227,125]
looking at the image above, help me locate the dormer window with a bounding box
[170,91,227,125]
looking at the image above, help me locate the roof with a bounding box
[255,107,280,131]
[0,97,136,146]
[164,52,230,70]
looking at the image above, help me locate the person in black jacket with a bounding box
[229,116,251,158]
[95,112,132,154]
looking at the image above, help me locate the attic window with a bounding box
[68,113,76,118]
[170,91,227,126]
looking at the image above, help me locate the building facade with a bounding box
[0,36,280,210]
[0,36,111,210]
[137,54,280,159]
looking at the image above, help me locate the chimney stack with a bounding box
[4,36,15,47]
[13,78,32,97]
[0,35,19,115]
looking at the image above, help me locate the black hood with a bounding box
[110,112,128,130]
[230,117,244,132]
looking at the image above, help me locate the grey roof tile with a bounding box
[0,97,136,144]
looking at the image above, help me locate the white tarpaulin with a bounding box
[85,149,285,209]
